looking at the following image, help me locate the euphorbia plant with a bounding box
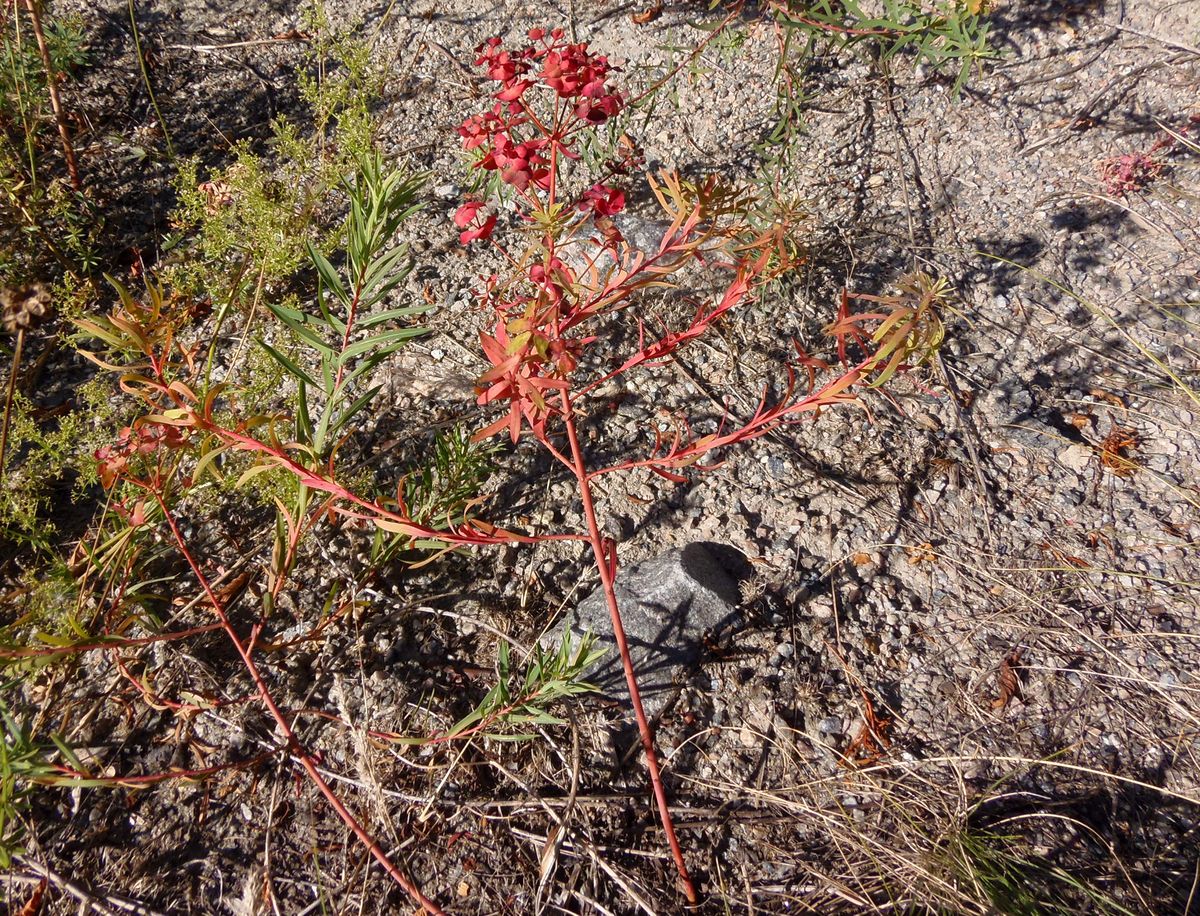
[449,28,939,902]
[78,28,940,907]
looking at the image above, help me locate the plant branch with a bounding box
[24,0,80,189]
[152,491,444,914]
[0,327,24,480]
[560,390,699,904]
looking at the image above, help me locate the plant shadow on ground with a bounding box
[977,0,1108,52]
[71,1,307,267]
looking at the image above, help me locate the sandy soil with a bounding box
[6,0,1200,912]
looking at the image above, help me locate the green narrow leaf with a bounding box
[257,339,318,388]
[51,734,91,776]
[296,377,314,444]
[332,384,383,435]
[338,327,424,364]
[267,303,336,356]
[315,287,348,336]
[357,304,432,329]
[192,444,230,483]
[306,243,351,307]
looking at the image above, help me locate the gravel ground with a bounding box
[5,0,1200,913]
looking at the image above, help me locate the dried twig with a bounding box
[22,0,80,189]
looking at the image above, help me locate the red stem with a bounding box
[559,391,699,904]
[152,492,445,915]
[46,753,272,788]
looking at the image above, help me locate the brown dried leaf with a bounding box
[538,824,562,882]
[1,282,52,335]
[905,543,937,567]
[1098,426,1142,478]
[839,689,893,768]
[17,880,48,916]
[1089,388,1126,410]
[197,180,234,216]
[207,571,252,611]
[632,2,663,25]
[991,648,1025,711]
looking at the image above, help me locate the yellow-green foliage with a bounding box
[296,2,381,158]
[7,557,79,639]
[165,4,384,301]
[0,375,126,551]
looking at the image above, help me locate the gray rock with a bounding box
[552,543,746,720]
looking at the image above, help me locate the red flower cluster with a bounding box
[1098,151,1164,196]
[540,42,623,123]
[456,29,625,196]
[579,182,626,245]
[455,29,634,442]
[1097,114,1199,196]
[475,36,533,98]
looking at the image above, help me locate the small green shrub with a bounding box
[773,0,996,93]
[165,2,387,304]
[0,6,95,290]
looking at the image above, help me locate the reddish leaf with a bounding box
[17,880,47,916]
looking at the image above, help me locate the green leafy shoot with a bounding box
[261,153,428,459]
[775,0,996,95]
[0,686,77,868]
[372,426,497,563]
[446,631,606,742]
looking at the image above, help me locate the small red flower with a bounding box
[458,108,506,151]
[575,90,623,125]
[579,184,625,218]
[485,135,551,191]
[475,38,531,88]
[496,79,533,102]
[454,202,497,245]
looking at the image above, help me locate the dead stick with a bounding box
[0,327,24,482]
[23,0,80,190]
